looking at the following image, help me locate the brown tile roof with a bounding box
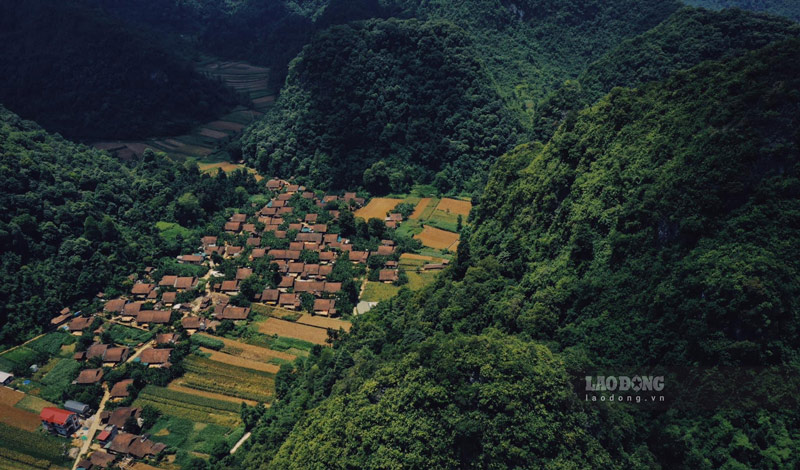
[130,283,154,295]
[226,246,243,256]
[136,310,171,324]
[278,293,300,307]
[108,432,137,454]
[303,264,320,276]
[220,280,239,292]
[123,302,142,316]
[236,268,253,280]
[278,276,294,288]
[155,333,176,344]
[294,281,324,293]
[140,348,171,364]
[243,223,257,233]
[268,249,301,260]
[110,379,134,398]
[107,407,141,428]
[104,299,126,313]
[175,277,196,290]
[179,254,204,263]
[90,450,116,467]
[51,313,71,326]
[159,275,178,287]
[161,292,177,304]
[288,262,305,274]
[349,251,369,263]
[224,221,242,232]
[247,237,261,246]
[103,347,130,363]
[216,306,250,320]
[86,343,109,360]
[379,270,399,282]
[313,299,336,315]
[277,193,293,201]
[288,223,303,231]
[181,316,206,330]
[312,224,328,233]
[377,245,395,256]
[202,236,218,246]
[261,289,280,302]
[68,316,93,332]
[230,213,247,222]
[323,282,342,293]
[251,248,266,259]
[304,213,318,223]
[296,232,323,243]
[76,368,104,384]
[289,242,305,251]
[266,179,282,190]
[319,251,337,262]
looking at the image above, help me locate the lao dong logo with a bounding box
[584,375,665,404]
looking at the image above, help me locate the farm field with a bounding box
[198,347,280,374]
[295,314,352,332]
[362,282,401,302]
[166,382,257,406]
[15,394,55,414]
[409,198,432,219]
[0,403,40,431]
[436,197,472,216]
[414,225,460,250]
[0,423,72,469]
[256,317,330,345]
[192,333,296,363]
[179,354,275,403]
[406,271,439,291]
[354,198,402,220]
[133,385,241,428]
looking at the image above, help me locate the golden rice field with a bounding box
[354,198,403,220]
[257,318,329,345]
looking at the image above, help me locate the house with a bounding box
[230,213,247,223]
[225,246,243,257]
[0,371,13,385]
[96,426,117,445]
[224,221,242,232]
[386,213,403,223]
[75,368,104,385]
[349,251,369,264]
[385,261,399,269]
[161,291,177,305]
[104,407,141,429]
[108,432,166,458]
[175,277,196,290]
[304,213,318,223]
[86,343,109,360]
[110,379,134,400]
[251,248,266,260]
[247,237,261,247]
[158,275,178,288]
[139,348,171,366]
[266,179,283,190]
[177,254,204,265]
[50,312,72,328]
[220,280,239,292]
[242,223,257,234]
[313,299,337,316]
[319,251,337,263]
[377,245,395,256]
[288,262,305,275]
[136,310,172,325]
[155,333,176,345]
[261,289,280,304]
[181,316,207,332]
[296,232,323,243]
[379,270,399,283]
[323,282,342,293]
[216,306,250,321]
[64,400,91,417]
[103,298,126,314]
[201,236,218,247]
[312,224,328,233]
[130,283,154,298]
[40,407,79,436]
[278,293,300,309]
[68,316,94,334]
[236,268,253,280]
[103,347,130,365]
[89,450,116,468]
[294,281,324,294]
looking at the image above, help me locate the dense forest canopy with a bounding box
[241,18,521,194]
[0,0,237,140]
[531,6,800,141]
[233,39,800,470]
[684,0,800,21]
[0,106,260,345]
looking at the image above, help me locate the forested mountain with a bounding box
[0,0,237,140]
[0,107,260,346]
[531,7,799,141]
[241,19,520,194]
[684,0,800,21]
[233,39,800,469]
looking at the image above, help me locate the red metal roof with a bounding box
[40,407,75,426]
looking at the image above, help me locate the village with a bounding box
[0,177,470,470]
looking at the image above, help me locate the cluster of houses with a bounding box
[176,179,406,316]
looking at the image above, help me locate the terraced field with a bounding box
[178,354,275,403]
[354,198,403,220]
[256,317,330,345]
[134,385,242,428]
[93,59,273,164]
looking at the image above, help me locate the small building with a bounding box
[139,348,172,367]
[181,316,207,332]
[40,407,79,436]
[215,306,250,321]
[110,379,134,400]
[155,333,177,345]
[136,310,172,325]
[379,269,400,283]
[68,316,93,334]
[130,283,154,298]
[161,291,177,305]
[278,293,300,309]
[75,368,104,385]
[177,254,204,265]
[261,289,280,304]
[103,298,126,314]
[64,400,91,417]
[220,280,239,292]
[0,371,13,386]
[313,299,337,317]
[89,450,116,468]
